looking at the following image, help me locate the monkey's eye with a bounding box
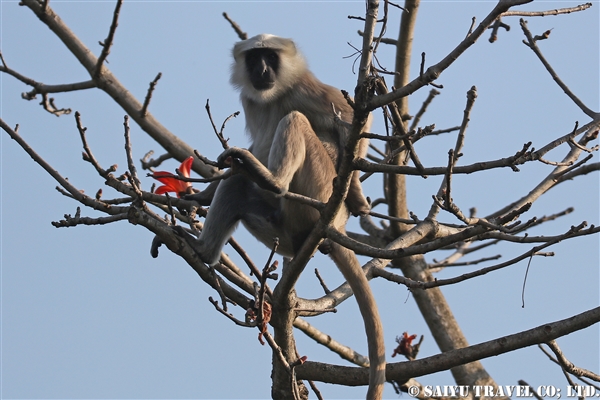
[266,52,278,64]
[246,52,259,64]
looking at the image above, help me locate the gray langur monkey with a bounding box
[188,34,385,398]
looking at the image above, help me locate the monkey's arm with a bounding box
[217,147,370,215]
[217,147,286,195]
[184,147,283,206]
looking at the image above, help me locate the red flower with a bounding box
[152,156,194,198]
[391,332,418,359]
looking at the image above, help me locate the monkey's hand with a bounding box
[318,239,333,255]
[217,147,286,196]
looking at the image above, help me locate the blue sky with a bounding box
[1,1,599,399]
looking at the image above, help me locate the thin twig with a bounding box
[314,269,331,294]
[52,212,128,227]
[122,115,143,202]
[141,72,162,117]
[520,19,598,119]
[488,17,510,43]
[75,111,106,176]
[205,99,231,149]
[466,16,477,38]
[502,3,592,17]
[409,88,440,131]
[39,93,71,116]
[307,380,324,400]
[428,86,477,220]
[140,151,172,170]
[208,296,255,327]
[373,222,591,290]
[263,331,291,373]
[95,0,123,79]
[429,254,502,269]
[545,340,600,381]
[222,12,247,40]
[293,318,370,368]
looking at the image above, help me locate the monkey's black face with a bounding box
[245,48,279,91]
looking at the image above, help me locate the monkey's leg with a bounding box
[268,111,337,201]
[195,175,276,265]
[272,111,370,216]
[185,180,219,206]
[329,242,386,399]
[267,111,309,191]
[266,111,342,251]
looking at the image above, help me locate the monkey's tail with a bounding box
[330,245,386,400]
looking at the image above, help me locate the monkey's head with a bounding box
[231,34,307,103]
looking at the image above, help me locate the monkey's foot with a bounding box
[171,226,220,266]
[150,235,163,258]
[150,227,194,259]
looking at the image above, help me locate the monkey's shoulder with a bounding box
[292,73,354,120]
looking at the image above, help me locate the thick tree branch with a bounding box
[296,306,600,385]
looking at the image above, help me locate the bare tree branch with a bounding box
[520,18,599,119]
[296,306,600,385]
[293,318,370,368]
[502,3,593,17]
[95,0,123,79]
[370,0,534,110]
[19,0,217,178]
[545,340,600,382]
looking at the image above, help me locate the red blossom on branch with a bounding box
[391,332,418,360]
[152,156,194,198]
